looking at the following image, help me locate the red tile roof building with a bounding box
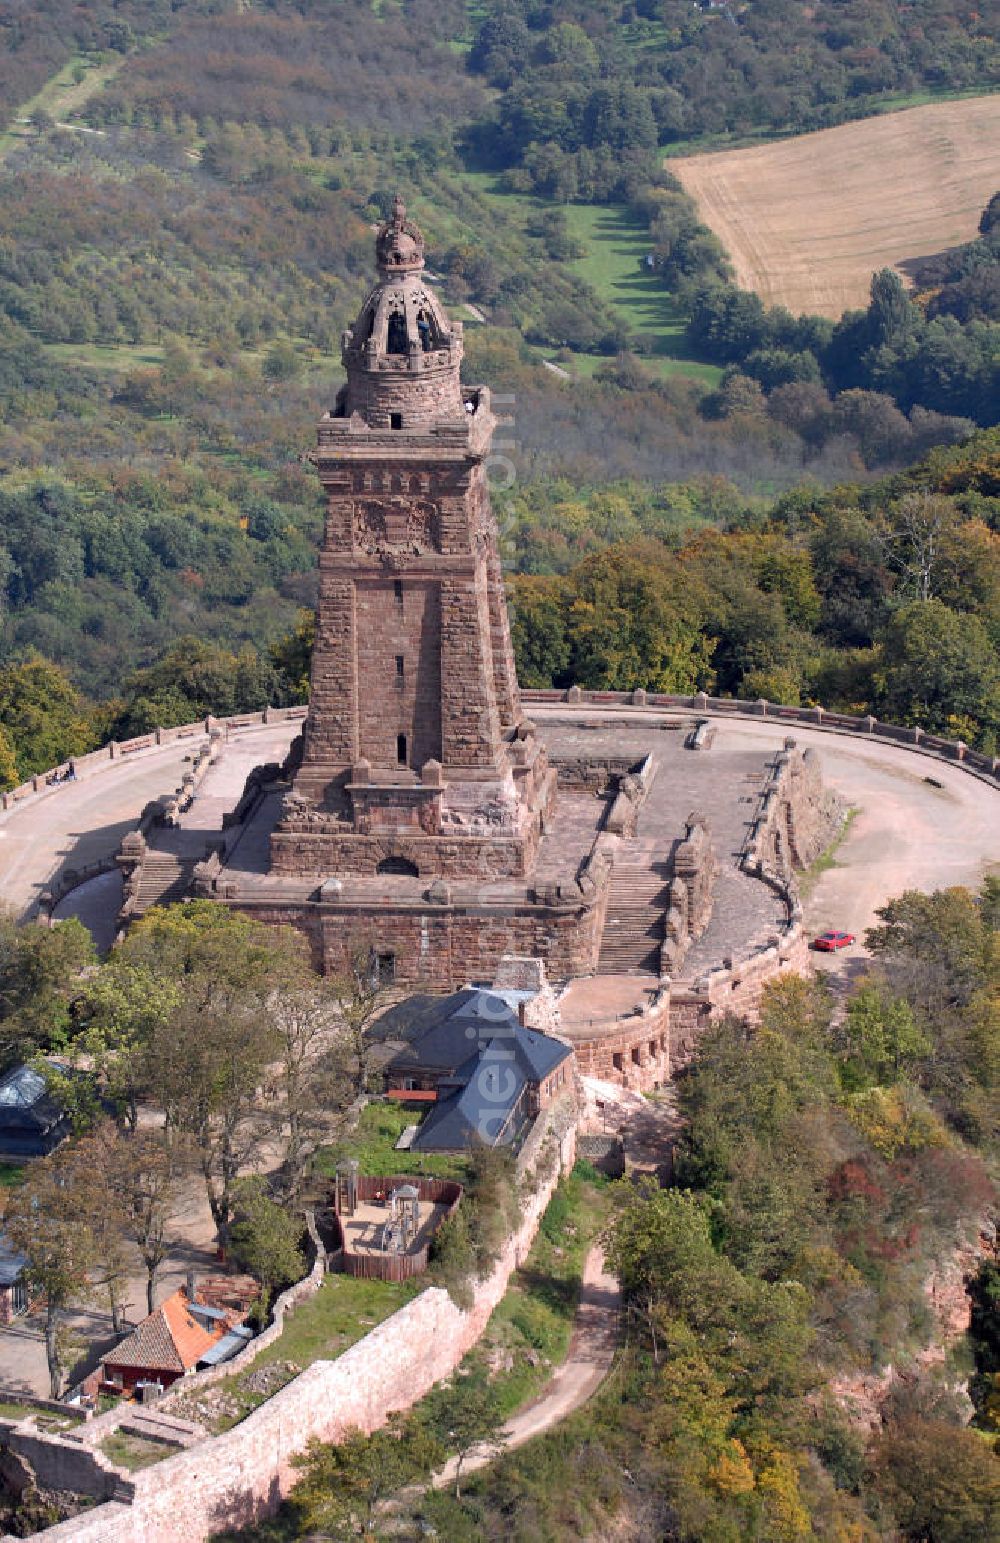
[101,1277,255,1395]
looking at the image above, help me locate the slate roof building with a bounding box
[0,1063,71,1159]
[384,989,573,1152]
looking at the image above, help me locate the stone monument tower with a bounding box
[271,197,554,883]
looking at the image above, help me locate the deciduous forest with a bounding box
[0,5,999,1536]
[0,3,996,788]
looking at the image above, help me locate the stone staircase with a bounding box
[117,1407,206,1450]
[133,851,198,915]
[597,857,667,975]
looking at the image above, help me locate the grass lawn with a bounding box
[0,1399,85,1431]
[454,175,721,384]
[458,1161,613,1419]
[0,1400,46,1423]
[313,1101,468,1183]
[1,55,123,158]
[16,56,122,126]
[42,342,167,373]
[196,1273,421,1432]
[564,347,722,387]
[257,1274,419,1372]
[560,203,720,383]
[42,337,340,380]
[99,1431,177,1471]
[0,1161,25,1189]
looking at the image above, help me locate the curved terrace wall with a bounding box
[5,688,996,841]
[11,691,999,1090]
[522,687,1000,790]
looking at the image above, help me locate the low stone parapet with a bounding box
[521,688,1000,790]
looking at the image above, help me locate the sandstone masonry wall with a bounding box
[230,865,608,989]
[22,1117,577,1543]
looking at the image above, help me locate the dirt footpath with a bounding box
[433,1241,620,1491]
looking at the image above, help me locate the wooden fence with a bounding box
[329,1175,463,1283]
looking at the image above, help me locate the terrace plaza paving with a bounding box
[0,707,994,973]
[0,712,993,962]
[0,707,997,1396]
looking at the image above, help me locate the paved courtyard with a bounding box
[536,706,1000,960]
[0,723,298,924]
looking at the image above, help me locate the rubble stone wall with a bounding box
[669,926,810,1068]
[754,742,845,878]
[0,1429,128,1506]
[307,899,605,987]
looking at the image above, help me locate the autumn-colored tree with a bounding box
[565,540,714,694]
[291,1418,444,1534]
[421,1367,507,1499]
[0,726,18,790]
[871,1418,1000,1541]
[837,980,931,1091]
[112,1126,184,1316]
[0,911,95,1067]
[876,598,1000,743]
[269,609,315,703]
[57,955,181,1130]
[228,1176,304,1319]
[131,903,287,1249]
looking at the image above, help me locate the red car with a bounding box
[812,930,855,952]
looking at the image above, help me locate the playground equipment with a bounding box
[380,1183,421,1254]
[333,1159,360,1217]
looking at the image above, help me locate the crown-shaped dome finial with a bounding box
[375,192,425,276]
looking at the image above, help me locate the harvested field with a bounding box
[672,97,1000,317]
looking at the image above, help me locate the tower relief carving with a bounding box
[352,498,440,556]
[273,190,545,872]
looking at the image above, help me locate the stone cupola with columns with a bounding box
[271,196,556,882]
[339,193,466,428]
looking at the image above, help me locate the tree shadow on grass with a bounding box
[514,1268,578,1320]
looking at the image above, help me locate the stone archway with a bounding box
[376,855,419,878]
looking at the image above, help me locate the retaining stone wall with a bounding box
[0,1428,129,1506]
[24,1119,576,1543]
[0,708,307,820]
[234,894,606,990]
[564,996,671,1087]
